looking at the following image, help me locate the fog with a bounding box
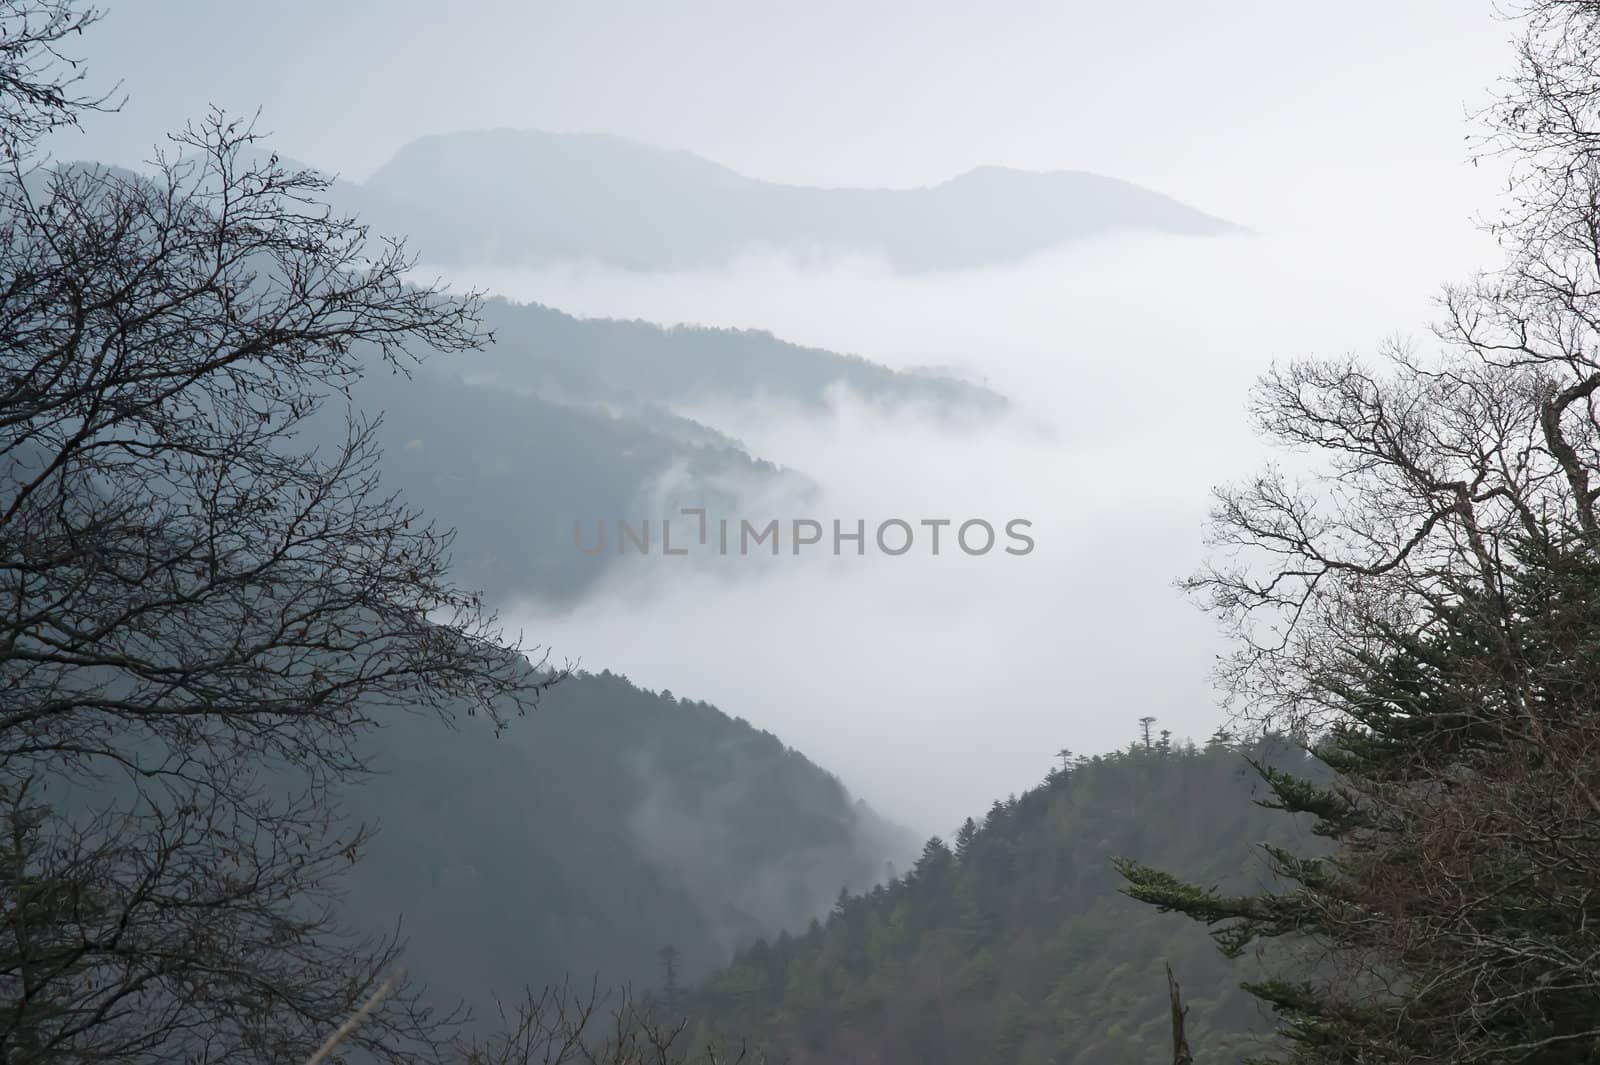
[65,0,1507,234]
[28,3,1600,1052]
[439,217,1498,835]
[55,0,1516,832]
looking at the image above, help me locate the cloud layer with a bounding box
[466,221,1495,835]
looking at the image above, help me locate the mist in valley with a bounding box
[18,2,1600,1062]
[450,221,1496,833]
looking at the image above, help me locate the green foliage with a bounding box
[1121,541,1600,1063]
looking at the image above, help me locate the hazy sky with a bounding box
[71,1,1507,229]
[58,2,1534,830]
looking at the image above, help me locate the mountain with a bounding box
[342,359,800,603]
[337,129,1239,272]
[681,736,1325,1065]
[343,669,919,1021]
[470,298,1007,415]
[334,298,1001,604]
[68,155,1012,609]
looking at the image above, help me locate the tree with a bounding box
[0,3,547,1061]
[954,817,979,860]
[1138,717,1157,750]
[0,1,119,161]
[451,983,760,1065]
[1118,3,1600,1062]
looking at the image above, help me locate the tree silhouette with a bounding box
[1121,4,1600,1060]
[0,4,550,1060]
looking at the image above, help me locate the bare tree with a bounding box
[0,1,118,160]
[0,3,549,1061]
[456,984,759,1065]
[1117,2,1600,1062]
[1186,5,1600,767]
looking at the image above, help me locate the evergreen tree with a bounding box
[688,743,1310,1065]
[1122,540,1600,1062]
[955,817,980,860]
[1118,6,1600,1061]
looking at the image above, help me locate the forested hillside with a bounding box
[22,1,1600,1062]
[338,360,797,601]
[470,298,1004,414]
[683,736,1322,1065]
[315,296,1001,603]
[341,669,918,1020]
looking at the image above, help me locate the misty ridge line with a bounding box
[266,126,1245,274]
[573,512,1036,558]
[463,294,1010,412]
[364,125,1234,197]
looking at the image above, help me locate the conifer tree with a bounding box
[1118,5,1600,1061]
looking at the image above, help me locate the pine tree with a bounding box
[955,818,980,861]
[1121,540,1600,1062]
[1116,6,1600,1059]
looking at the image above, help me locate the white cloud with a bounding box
[483,221,1497,835]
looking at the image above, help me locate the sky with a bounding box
[69,1,1507,229]
[60,1,1529,831]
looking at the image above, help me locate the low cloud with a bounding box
[474,223,1496,835]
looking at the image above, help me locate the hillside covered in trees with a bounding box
[319,296,1003,603]
[336,357,793,602]
[18,0,1600,1062]
[469,298,1004,415]
[343,669,917,1020]
[682,735,1322,1065]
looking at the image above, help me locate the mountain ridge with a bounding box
[344,666,921,1025]
[681,735,1323,1065]
[365,127,1238,202]
[333,127,1241,272]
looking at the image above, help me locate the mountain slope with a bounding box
[470,298,1006,414]
[322,359,801,604]
[343,669,919,1020]
[683,737,1323,1065]
[346,128,1239,272]
[334,297,1001,604]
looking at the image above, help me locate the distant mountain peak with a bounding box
[338,128,1240,272]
